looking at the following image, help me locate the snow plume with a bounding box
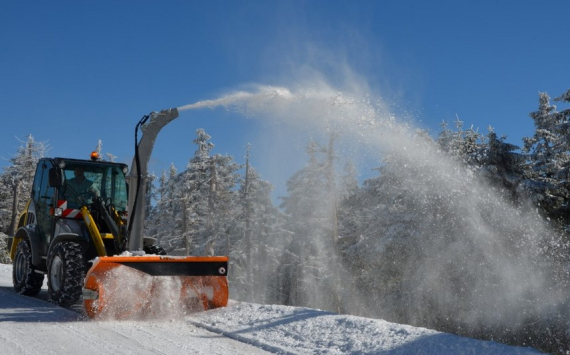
[178,84,378,130]
[177,78,569,349]
[88,266,209,320]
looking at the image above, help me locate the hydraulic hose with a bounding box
[125,114,149,248]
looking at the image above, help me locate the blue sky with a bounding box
[2,1,569,197]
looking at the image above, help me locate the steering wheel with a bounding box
[63,190,96,208]
[76,191,95,198]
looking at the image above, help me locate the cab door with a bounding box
[33,160,56,254]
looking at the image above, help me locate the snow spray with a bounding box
[176,82,569,348]
[88,266,208,320]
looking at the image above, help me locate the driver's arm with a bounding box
[89,183,100,197]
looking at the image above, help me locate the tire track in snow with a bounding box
[187,319,297,355]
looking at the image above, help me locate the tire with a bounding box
[47,242,86,307]
[13,240,44,296]
[144,244,167,256]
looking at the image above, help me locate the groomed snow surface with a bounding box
[0,264,543,354]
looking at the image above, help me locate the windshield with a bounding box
[61,163,128,211]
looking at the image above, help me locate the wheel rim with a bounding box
[14,250,26,284]
[50,256,64,292]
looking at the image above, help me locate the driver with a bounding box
[64,167,99,206]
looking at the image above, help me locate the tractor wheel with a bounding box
[13,240,44,296]
[47,242,85,307]
[144,244,167,256]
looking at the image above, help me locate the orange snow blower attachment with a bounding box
[83,255,229,319]
[80,108,230,320]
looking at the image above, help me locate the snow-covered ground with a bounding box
[0,263,544,354]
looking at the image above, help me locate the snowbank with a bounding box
[189,302,543,355]
[0,264,544,354]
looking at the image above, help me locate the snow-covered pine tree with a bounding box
[0,232,10,263]
[170,129,214,255]
[437,117,485,169]
[230,144,285,303]
[0,174,12,235]
[335,159,364,311]
[521,90,570,223]
[518,91,570,316]
[175,129,240,256]
[477,130,525,200]
[209,153,241,254]
[336,160,360,260]
[149,164,182,252]
[0,135,47,236]
[145,172,162,246]
[438,118,528,205]
[276,138,341,311]
[552,88,570,228]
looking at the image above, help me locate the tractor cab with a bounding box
[52,158,129,213]
[12,156,129,275]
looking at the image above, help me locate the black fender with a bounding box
[14,226,43,268]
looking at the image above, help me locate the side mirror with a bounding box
[49,167,64,187]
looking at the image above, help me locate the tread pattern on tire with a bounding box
[13,240,44,296]
[47,242,85,307]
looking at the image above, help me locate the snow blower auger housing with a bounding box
[10,108,229,318]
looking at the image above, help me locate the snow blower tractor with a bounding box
[10,108,229,318]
